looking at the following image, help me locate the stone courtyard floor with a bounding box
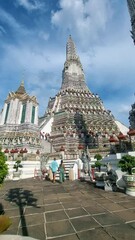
[0,178,135,240]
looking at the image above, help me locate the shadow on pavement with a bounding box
[5,188,39,236]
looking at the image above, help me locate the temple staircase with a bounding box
[41,158,78,181]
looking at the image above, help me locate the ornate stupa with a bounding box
[40,36,125,158]
[127,0,135,44]
[0,81,41,155]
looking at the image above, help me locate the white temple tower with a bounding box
[0,81,41,155]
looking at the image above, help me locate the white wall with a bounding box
[6,161,40,180]
[41,117,54,136]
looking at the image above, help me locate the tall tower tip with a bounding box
[21,80,24,86]
[66,35,77,60]
[15,80,26,94]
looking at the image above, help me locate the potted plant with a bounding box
[94,154,105,187]
[94,154,102,172]
[118,155,135,196]
[13,160,23,180]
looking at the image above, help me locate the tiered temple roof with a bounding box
[6,81,38,103]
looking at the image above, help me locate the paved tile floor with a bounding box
[0,178,135,240]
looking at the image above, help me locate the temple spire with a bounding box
[60,35,90,92]
[66,35,78,60]
[15,80,26,94]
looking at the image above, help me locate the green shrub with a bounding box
[118,155,135,175]
[0,148,8,184]
[94,154,102,161]
[94,160,102,172]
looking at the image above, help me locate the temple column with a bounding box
[0,103,8,125]
[34,105,38,125]
[6,99,18,124]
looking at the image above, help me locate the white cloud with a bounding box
[0,8,21,30]
[118,104,131,114]
[0,7,28,35]
[0,42,64,116]
[0,25,6,35]
[51,0,113,47]
[104,99,131,127]
[1,43,65,89]
[86,39,135,87]
[0,7,51,48]
[38,31,50,41]
[15,0,44,11]
[103,87,135,127]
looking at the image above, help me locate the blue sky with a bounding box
[0,0,135,127]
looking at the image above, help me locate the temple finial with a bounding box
[66,35,77,60]
[21,80,24,86]
[15,80,26,94]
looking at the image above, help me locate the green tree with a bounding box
[0,148,8,184]
[118,155,135,175]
